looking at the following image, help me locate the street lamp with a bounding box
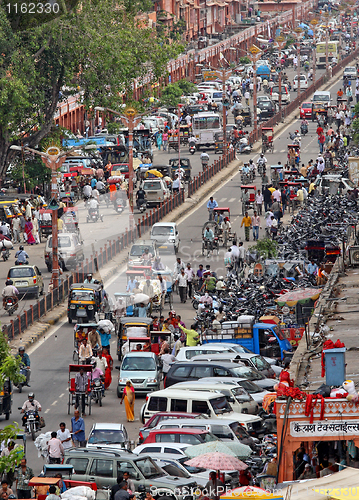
[294,27,303,96]
[275,35,287,117]
[310,19,319,83]
[95,106,142,231]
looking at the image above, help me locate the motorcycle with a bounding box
[1,247,9,261]
[91,378,103,406]
[189,144,196,155]
[4,296,18,316]
[14,366,28,392]
[237,143,252,154]
[15,260,28,265]
[201,158,209,170]
[300,124,308,136]
[137,199,147,213]
[87,208,103,223]
[115,197,124,214]
[20,409,39,440]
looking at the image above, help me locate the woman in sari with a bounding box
[120,380,135,422]
[25,218,35,245]
[102,346,113,390]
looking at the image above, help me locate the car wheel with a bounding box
[40,286,44,296]
[117,387,121,398]
[68,317,72,324]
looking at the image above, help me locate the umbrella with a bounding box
[221,486,283,500]
[185,452,248,471]
[132,293,150,305]
[146,169,163,177]
[276,287,322,307]
[185,440,252,460]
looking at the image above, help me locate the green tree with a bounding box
[177,79,197,95]
[160,83,183,108]
[0,0,181,176]
[0,423,24,477]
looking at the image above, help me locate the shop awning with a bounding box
[282,468,359,500]
[276,287,322,307]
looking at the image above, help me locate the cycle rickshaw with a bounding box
[73,322,98,363]
[117,317,153,360]
[153,270,173,310]
[241,185,256,215]
[262,127,274,154]
[201,221,219,256]
[68,364,93,416]
[287,144,300,168]
[213,207,237,246]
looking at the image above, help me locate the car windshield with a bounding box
[8,267,34,278]
[178,457,206,473]
[135,457,163,479]
[238,380,263,394]
[229,422,250,440]
[313,94,330,101]
[71,290,95,301]
[230,345,251,354]
[152,226,174,236]
[272,87,287,93]
[88,429,126,444]
[250,356,271,370]
[122,356,156,371]
[203,432,218,442]
[302,103,312,108]
[48,236,72,248]
[232,386,251,401]
[113,165,129,172]
[209,396,232,415]
[144,182,161,190]
[130,245,155,256]
[231,366,264,380]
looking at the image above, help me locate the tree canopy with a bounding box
[0,0,181,176]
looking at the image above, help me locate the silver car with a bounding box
[117,352,161,397]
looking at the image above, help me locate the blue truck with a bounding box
[202,317,292,360]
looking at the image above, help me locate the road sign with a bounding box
[249,45,261,55]
[48,198,60,211]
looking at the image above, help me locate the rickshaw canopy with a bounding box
[240,185,256,190]
[262,127,274,132]
[43,464,74,476]
[145,169,163,178]
[70,283,102,292]
[119,317,153,327]
[69,364,93,373]
[270,165,283,169]
[213,207,231,215]
[29,477,61,487]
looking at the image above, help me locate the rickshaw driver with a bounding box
[207,197,218,220]
[84,273,95,284]
[21,392,41,426]
[242,163,250,175]
[2,280,19,308]
[221,217,231,241]
[203,226,215,251]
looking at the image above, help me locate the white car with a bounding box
[343,66,357,79]
[150,222,180,253]
[86,423,130,451]
[293,75,308,90]
[133,443,188,456]
[257,95,272,103]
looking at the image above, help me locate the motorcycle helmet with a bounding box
[28,392,35,401]
[87,273,92,279]
[18,346,25,353]
[19,246,24,250]
[6,280,13,286]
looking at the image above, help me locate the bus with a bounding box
[316,41,339,68]
[192,111,222,149]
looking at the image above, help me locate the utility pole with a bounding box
[95,106,142,231]
[248,45,262,135]
[294,27,303,96]
[310,19,318,84]
[275,36,286,118]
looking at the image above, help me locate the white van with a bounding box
[202,90,224,104]
[314,175,354,195]
[140,388,264,435]
[150,222,180,253]
[143,179,170,206]
[172,380,259,414]
[197,81,222,91]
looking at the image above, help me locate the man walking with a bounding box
[57,422,72,451]
[15,459,34,499]
[256,189,263,215]
[184,263,194,298]
[251,211,261,241]
[240,211,252,242]
[176,268,188,303]
[12,215,20,244]
[71,410,86,447]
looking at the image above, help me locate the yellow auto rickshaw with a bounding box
[67,283,102,324]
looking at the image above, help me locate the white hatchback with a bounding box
[293,74,308,90]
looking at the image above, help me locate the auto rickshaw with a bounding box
[287,144,300,168]
[126,267,152,283]
[168,125,191,151]
[169,157,192,182]
[262,127,274,154]
[68,364,93,416]
[117,317,153,360]
[73,322,98,363]
[239,107,252,127]
[67,283,103,324]
[240,185,256,215]
[214,131,231,154]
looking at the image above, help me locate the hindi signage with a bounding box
[290,420,359,437]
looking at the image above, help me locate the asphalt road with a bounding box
[0,54,352,475]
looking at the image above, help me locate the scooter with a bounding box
[1,247,9,261]
[137,199,147,213]
[115,197,124,214]
[4,296,18,316]
[300,124,308,136]
[189,144,196,155]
